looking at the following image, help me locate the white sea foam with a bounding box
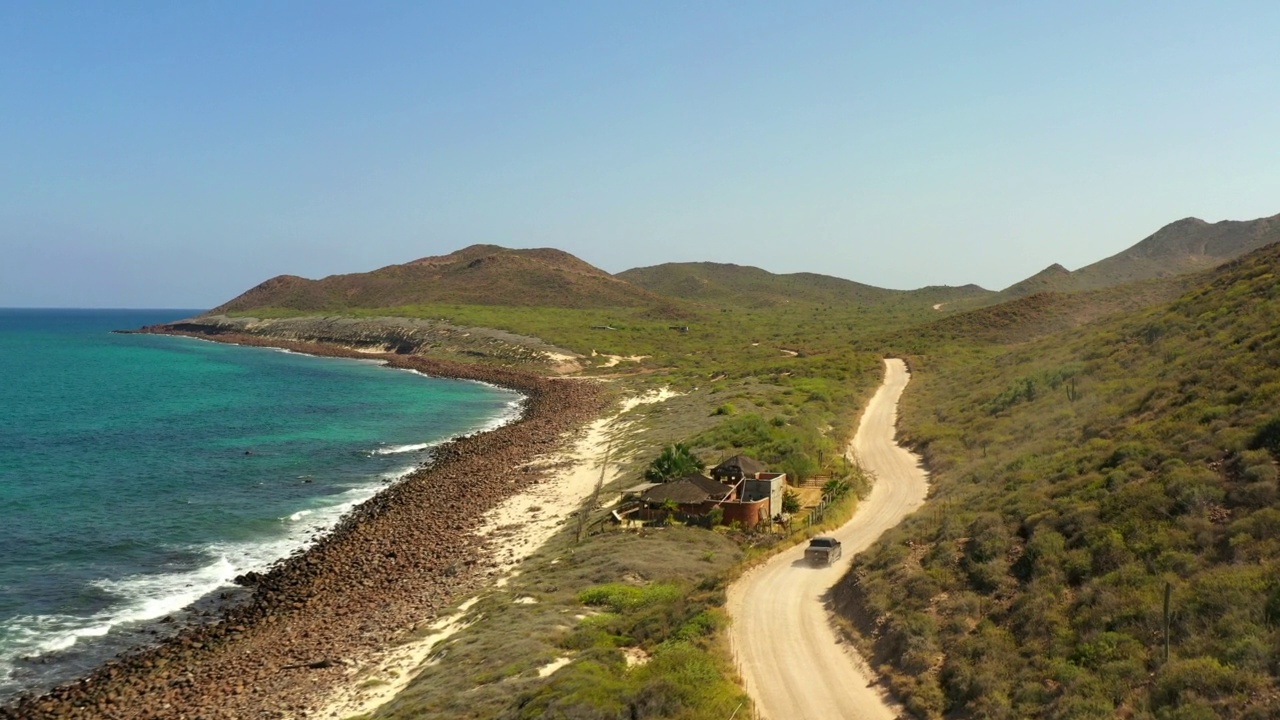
[0,373,522,699]
[471,396,525,434]
[0,476,394,691]
[0,555,240,697]
[380,464,418,482]
[370,441,437,456]
[396,369,526,426]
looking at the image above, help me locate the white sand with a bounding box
[591,351,650,368]
[541,351,585,374]
[536,656,573,678]
[314,387,678,718]
[315,596,480,718]
[480,386,677,581]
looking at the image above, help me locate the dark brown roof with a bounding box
[639,474,733,504]
[713,454,766,475]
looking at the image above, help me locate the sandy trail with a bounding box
[315,387,677,718]
[727,359,928,720]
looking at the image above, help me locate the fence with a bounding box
[791,474,831,488]
[803,493,834,528]
[727,634,762,720]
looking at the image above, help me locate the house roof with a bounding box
[639,474,733,505]
[713,454,766,475]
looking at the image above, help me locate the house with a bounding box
[634,472,772,529]
[711,454,767,483]
[638,473,735,512]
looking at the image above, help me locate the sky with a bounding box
[2,2,1278,308]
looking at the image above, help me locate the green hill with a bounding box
[913,275,1195,346]
[212,244,674,314]
[1002,212,1280,297]
[837,242,1280,718]
[617,261,993,309]
[1001,263,1075,297]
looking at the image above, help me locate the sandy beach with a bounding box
[1,330,616,720]
[313,386,678,719]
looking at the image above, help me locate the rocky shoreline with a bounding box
[1,328,607,720]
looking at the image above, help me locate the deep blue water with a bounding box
[0,309,522,700]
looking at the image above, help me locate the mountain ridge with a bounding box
[1002,212,1280,297]
[206,212,1278,320]
[211,244,674,314]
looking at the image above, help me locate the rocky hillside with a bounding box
[912,275,1196,346]
[147,314,584,370]
[212,245,673,314]
[839,241,1280,718]
[1003,212,1280,297]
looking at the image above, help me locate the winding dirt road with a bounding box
[727,358,929,720]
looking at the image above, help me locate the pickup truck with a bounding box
[805,536,843,566]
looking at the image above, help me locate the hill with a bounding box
[617,261,994,309]
[1002,212,1280,297]
[617,261,894,308]
[1001,263,1074,297]
[912,275,1195,346]
[837,241,1280,718]
[211,245,674,314]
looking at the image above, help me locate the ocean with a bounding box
[0,309,522,701]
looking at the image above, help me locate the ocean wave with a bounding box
[0,555,239,696]
[369,441,438,456]
[0,478,393,692]
[1,389,520,698]
[471,396,525,434]
[380,464,418,482]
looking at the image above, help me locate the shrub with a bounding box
[781,490,801,514]
[1242,463,1277,483]
[1249,416,1280,457]
[644,444,702,482]
[579,583,682,613]
[1153,656,1259,709]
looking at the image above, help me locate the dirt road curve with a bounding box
[727,358,929,720]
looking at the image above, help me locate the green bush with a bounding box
[578,583,682,613]
[644,444,702,482]
[781,490,801,514]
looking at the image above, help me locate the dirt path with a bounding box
[727,358,928,720]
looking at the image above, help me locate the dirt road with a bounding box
[727,358,928,720]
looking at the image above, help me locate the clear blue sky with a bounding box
[3,1,1277,307]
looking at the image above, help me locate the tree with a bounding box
[781,490,801,514]
[645,443,702,482]
[822,477,852,500]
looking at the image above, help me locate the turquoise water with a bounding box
[0,309,522,700]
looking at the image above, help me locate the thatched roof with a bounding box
[713,454,766,476]
[639,474,732,505]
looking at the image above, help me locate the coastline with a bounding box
[1,329,610,720]
[312,386,679,718]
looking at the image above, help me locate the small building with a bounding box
[711,455,767,483]
[742,472,787,519]
[633,472,772,529]
[638,473,735,511]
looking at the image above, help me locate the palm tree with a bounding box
[644,443,702,482]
